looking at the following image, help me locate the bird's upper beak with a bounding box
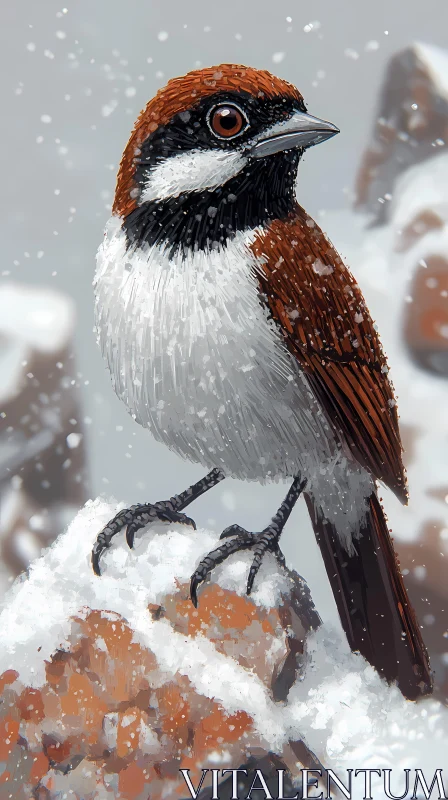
[249,110,339,159]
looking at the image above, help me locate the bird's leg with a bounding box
[92,467,225,576]
[190,475,307,607]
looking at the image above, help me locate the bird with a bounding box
[92,63,432,700]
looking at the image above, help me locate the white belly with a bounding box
[93,218,338,482]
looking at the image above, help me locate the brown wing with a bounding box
[250,207,407,503]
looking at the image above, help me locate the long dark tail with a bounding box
[304,489,433,700]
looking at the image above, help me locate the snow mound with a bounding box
[414,41,448,101]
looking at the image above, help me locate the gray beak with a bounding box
[249,110,339,159]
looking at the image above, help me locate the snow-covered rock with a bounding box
[0,499,322,800]
[386,152,448,376]
[390,150,448,249]
[0,282,89,597]
[354,42,448,224]
[1,500,448,799]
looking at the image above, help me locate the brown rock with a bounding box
[0,510,321,800]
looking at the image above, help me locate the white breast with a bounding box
[93,218,337,483]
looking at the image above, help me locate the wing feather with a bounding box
[250,208,407,502]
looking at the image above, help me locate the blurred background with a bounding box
[1,0,448,697]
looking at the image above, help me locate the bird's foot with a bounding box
[92,501,196,576]
[190,523,285,607]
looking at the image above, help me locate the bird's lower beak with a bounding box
[249,110,339,159]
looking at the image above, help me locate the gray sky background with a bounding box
[2,0,447,620]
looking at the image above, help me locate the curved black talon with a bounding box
[92,531,113,576]
[190,526,284,607]
[219,524,247,540]
[92,502,196,576]
[125,518,144,550]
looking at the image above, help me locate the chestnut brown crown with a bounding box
[113,64,303,218]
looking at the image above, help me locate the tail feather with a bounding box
[305,490,433,700]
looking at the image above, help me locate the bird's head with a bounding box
[113,64,339,253]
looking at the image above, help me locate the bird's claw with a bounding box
[92,501,196,576]
[190,524,284,607]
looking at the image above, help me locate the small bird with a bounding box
[92,64,432,699]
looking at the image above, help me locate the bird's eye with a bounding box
[208,104,247,139]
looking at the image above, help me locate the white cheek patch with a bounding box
[139,148,247,203]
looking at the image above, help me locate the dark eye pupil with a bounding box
[219,110,238,130]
